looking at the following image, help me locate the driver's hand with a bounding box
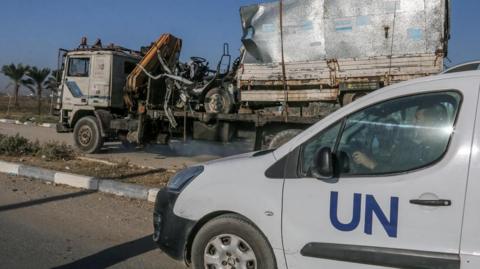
[352,151,377,170]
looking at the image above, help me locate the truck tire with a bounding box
[268,129,303,149]
[342,92,367,106]
[73,116,104,154]
[191,214,276,269]
[204,88,234,114]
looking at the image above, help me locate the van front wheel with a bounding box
[191,214,276,269]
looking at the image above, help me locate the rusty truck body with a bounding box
[237,0,450,106]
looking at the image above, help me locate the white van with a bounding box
[153,70,480,269]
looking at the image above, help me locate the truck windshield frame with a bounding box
[67,57,90,77]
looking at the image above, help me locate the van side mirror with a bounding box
[310,147,335,181]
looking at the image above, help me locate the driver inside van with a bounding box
[351,103,449,173]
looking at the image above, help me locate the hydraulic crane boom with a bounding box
[124,34,182,113]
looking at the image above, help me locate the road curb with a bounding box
[0,118,55,128]
[55,172,99,190]
[99,180,149,200]
[0,160,161,203]
[18,165,55,181]
[147,188,161,203]
[0,161,20,175]
[0,119,17,124]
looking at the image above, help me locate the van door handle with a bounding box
[409,199,452,207]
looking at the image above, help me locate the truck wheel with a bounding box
[268,129,303,149]
[73,116,104,154]
[191,214,276,269]
[204,88,234,114]
[342,92,367,106]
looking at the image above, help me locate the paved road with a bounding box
[0,122,251,169]
[0,173,185,269]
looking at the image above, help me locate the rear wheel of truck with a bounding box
[268,129,303,149]
[342,92,367,106]
[73,116,104,154]
[204,88,234,114]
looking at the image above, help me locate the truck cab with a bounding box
[153,69,480,269]
[55,46,141,153]
[61,50,140,109]
[57,48,140,131]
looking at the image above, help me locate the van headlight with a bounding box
[167,166,204,191]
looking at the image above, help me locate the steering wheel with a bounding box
[337,140,365,174]
[190,57,207,64]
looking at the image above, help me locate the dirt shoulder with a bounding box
[0,155,176,188]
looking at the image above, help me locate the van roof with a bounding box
[379,69,480,94]
[442,61,480,74]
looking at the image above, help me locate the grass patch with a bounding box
[0,134,74,160]
[0,134,174,188]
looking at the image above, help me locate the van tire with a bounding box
[191,214,276,269]
[268,129,303,149]
[73,116,103,154]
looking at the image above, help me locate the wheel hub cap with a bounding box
[204,234,257,269]
[78,126,92,146]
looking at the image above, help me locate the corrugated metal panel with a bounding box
[240,0,448,64]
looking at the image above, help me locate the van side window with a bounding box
[68,58,90,77]
[300,121,342,176]
[337,91,461,175]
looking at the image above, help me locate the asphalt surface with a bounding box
[0,122,251,169]
[0,173,185,269]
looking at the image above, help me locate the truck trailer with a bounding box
[238,0,450,107]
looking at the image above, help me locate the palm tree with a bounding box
[1,63,30,107]
[26,67,51,115]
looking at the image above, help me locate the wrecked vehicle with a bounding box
[176,44,239,114]
[237,0,450,107]
[55,0,452,153]
[55,35,242,153]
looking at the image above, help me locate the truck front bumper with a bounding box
[153,188,196,263]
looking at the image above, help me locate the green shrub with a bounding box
[0,134,75,160]
[0,134,37,155]
[37,141,75,161]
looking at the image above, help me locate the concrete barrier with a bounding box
[0,119,16,124]
[0,161,20,175]
[40,123,55,128]
[0,160,162,203]
[148,188,161,203]
[18,165,56,182]
[54,172,99,190]
[98,180,149,200]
